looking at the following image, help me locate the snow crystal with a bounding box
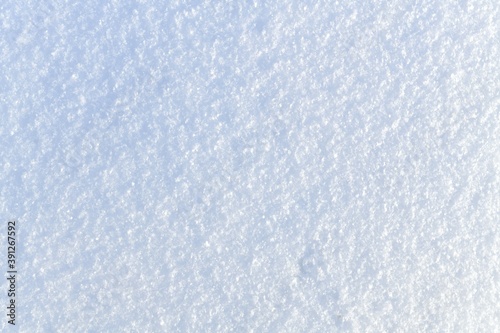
[0,0,498,332]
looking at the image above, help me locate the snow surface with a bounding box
[1,0,499,332]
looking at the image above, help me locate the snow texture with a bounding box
[1,0,499,332]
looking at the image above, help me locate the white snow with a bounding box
[1,0,499,332]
